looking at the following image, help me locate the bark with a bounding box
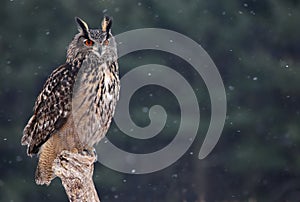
[52,150,100,202]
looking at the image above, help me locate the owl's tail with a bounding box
[35,134,60,186]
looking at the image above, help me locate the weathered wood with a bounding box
[53,150,100,202]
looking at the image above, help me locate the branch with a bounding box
[53,150,100,202]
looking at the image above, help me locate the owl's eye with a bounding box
[84,39,94,46]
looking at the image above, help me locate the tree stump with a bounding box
[52,150,100,202]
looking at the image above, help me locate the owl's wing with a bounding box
[22,63,78,155]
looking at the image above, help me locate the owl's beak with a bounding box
[92,42,102,56]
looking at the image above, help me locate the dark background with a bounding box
[1,0,300,201]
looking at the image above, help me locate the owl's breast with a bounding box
[72,60,120,146]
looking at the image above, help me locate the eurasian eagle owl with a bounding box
[21,16,120,185]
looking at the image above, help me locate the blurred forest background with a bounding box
[1,0,300,201]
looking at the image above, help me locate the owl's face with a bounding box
[66,16,113,64]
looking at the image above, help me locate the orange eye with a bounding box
[84,39,94,46]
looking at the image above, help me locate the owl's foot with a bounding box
[81,146,97,162]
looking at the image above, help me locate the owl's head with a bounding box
[66,16,113,65]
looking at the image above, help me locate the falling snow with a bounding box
[228,85,235,91]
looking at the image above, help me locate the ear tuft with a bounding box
[101,16,112,33]
[75,17,89,37]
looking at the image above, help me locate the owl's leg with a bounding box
[35,134,60,185]
[70,130,97,161]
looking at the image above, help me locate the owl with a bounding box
[21,16,120,185]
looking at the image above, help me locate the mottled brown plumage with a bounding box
[21,16,119,185]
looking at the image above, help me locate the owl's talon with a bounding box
[93,149,98,162]
[81,147,96,159]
